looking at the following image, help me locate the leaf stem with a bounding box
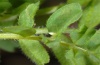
[0,33,41,40]
[61,41,87,52]
[25,36,42,40]
[0,33,23,39]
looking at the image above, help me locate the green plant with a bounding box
[0,0,100,65]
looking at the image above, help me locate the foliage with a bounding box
[0,0,100,65]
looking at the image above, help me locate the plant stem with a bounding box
[61,41,87,52]
[0,33,23,39]
[35,28,56,35]
[0,33,42,40]
[0,28,55,40]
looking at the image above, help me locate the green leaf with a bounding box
[18,2,39,27]
[65,25,88,43]
[2,26,36,36]
[91,0,100,6]
[47,28,100,65]
[23,0,39,3]
[79,30,100,65]
[46,3,82,34]
[67,0,91,7]
[66,29,83,43]
[0,2,12,13]
[23,0,45,4]
[0,40,19,52]
[65,49,86,65]
[85,31,100,64]
[0,14,17,27]
[47,40,68,65]
[19,39,49,65]
[65,30,100,65]
[36,6,58,16]
[12,3,31,14]
[79,4,100,28]
[61,40,100,65]
[86,30,100,50]
[76,28,96,46]
[0,0,9,2]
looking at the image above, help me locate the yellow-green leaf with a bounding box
[19,39,50,65]
[18,2,39,27]
[46,3,82,34]
[79,4,100,28]
[2,26,36,36]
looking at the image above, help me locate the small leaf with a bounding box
[19,39,49,65]
[18,2,39,27]
[0,14,17,27]
[12,3,31,14]
[76,28,96,46]
[23,0,39,3]
[47,40,68,65]
[64,24,100,65]
[65,49,86,65]
[0,0,9,2]
[79,4,100,28]
[0,40,19,52]
[67,0,91,7]
[2,26,36,36]
[0,2,12,13]
[86,30,100,50]
[66,29,82,43]
[91,0,100,6]
[37,6,58,16]
[46,3,82,34]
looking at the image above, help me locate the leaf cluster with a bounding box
[0,0,100,65]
